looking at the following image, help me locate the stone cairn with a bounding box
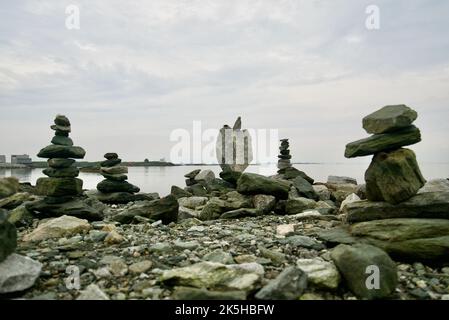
[35,115,86,204]
[277,139,292,174]
[345,104,425,204]
[215,117,253,185]
[96,153,140,204]
[26,115,103,221]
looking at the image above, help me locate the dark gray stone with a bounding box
[237,173,290,199]
[362,105,418,134]
[345,125,421,158]
[38,145,86,159]
[255,266,307,300]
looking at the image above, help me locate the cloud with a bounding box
[0,0,448,165]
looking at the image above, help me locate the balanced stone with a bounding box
[345,125,421,158]
[97,180,140,194]
[216,117,253,173]
[365,148,426,204]
[36,177,83,197]
[363,104,418,134]
[100,158,122,167]
[38,145,86,159]
[28,115,103,220]
[277,139,293,173]
[101,166,128,175]
[104,153,118,160]
[51,124,71,133]
[51,135,73,146]
[54,130,69,137]
[344,191,449,223]
[43,167,79,178]
[48,158,75,169]
[96,153,140,203]
[54,114,71,126]
[101,173,128,182]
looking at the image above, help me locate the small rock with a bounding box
[276,224,295,236]
[0,253,42,293]
[203,249,235,264]
[129,260,153,274]
[104,230,124,244]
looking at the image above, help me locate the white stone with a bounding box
[23,215,91,242]
[276,224,295,236]
[291,210,322,220]
[0,254,42,293]
[339,193,361,212]
[296,258,341,290]
[77,284,110,300]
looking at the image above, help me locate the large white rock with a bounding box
[296,258,341,290]
[23,215,91,242]
[0,253,42,293]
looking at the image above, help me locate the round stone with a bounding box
[51,135,73,147]
[47,158,75,169]
[54,115,71,126]
[104,153,118,160]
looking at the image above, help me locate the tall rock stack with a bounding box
[345,105,426,204]
[26,115,103,221]
[216,117,253,184]
[277,139,292,174]
[96,153,140,204]
[35,115,85,204]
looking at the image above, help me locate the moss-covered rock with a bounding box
[365,148,426,204]
[345,125,421,158]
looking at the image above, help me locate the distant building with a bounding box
[0,155,5,163]
[11,154,32,165]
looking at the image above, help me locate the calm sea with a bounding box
[1,163,448,197]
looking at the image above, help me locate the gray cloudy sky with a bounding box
[1,0,448,164]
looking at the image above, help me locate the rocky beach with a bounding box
[1,109,449,301]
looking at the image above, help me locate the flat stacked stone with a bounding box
[345,105,425,204]
[35,115,85,204]
[96,153,140,204]
[26,115,103,221]
[277,139,292,174]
